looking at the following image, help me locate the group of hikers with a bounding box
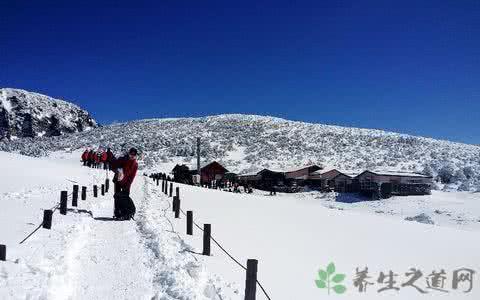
[81,147,139,221]
[81,148,115,170]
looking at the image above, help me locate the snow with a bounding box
[0,151,237,299]
[166,182,480,299]
[2,113,479,191]
[0,89,13,112]
[369,170,432,178]
[1,150,480,299]
[0,88,97,140]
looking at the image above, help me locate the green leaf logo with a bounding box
[314,262,347,295]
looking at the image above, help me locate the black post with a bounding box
[187,211,193,235]
[172,196,177,212]
[156,178,159,186]
[244,259,258,300]
[72,185,79,207]
[81,186,87,200]
[202,224,211,256]
[162,179,165,192]
[105,178,110,193]
[101,184,105,196]
[176,186,180,198]
[169,182,173,197]
[174,198,180,218]
[43,210,53,229]
[60,191,68,215]
[0,244,5,261]
[165,180,168,195]
[93,185,98,198]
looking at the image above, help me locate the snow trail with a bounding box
[43,170,234,300]
[64,181,154,300]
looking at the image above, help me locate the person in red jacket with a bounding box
[101,151,108,170]
[94,151,100,168]
[106,148,114,170]
[112,148,138,196]
[81,149,89,166]
[87,150,94,167]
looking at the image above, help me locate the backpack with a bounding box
[113,191,136,220]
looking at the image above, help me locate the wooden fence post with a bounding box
[0,245,5,261]
[60,191,68,215]
[174,198,180,218]
[72,185,79,207]
[105,178,110,193]
[156,178,159,186]
[81,186,87,200]
[169,182,173,197]
[176,186,180,198]
[43,210,53,229]
[244,259,258,300]
[172,196,177,212]
[162,179,165,192]
[93,185,98,198]
[187,211,193,235]
[101,184,105,196]
[203,224,211,256]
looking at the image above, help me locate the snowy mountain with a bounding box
[1,114,479,191]
[0,88,97,140]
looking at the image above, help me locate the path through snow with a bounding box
[46,173,237,300]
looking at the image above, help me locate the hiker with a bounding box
[87,150,94,167]
[111,148,138,220]
[95,150,100,168]
[106,148,114,170]
[81,149,89,166]
[101,150,108,170]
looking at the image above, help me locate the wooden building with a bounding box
[188,161,229,185]
[171,164,192,183]
[330,172,362,193]
[356,170,432,196]
[284,165,323,180]
[237,168,285,190]
[308,168,360,189]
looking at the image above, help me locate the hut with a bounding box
[171,164,192,183]
[237,168,285,190]
[284,165,323,186]
[308,168,360,190]
[356,170,432,196]
[190,161,229,185]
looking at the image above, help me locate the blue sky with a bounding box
[1,0,479,144]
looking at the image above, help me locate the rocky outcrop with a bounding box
[0,88,97,140]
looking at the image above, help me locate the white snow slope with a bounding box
[1,151,480,299]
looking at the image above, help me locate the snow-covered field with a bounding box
[1,151,480,299]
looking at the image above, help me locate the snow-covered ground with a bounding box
[290,190,480,232]
[1,151,480,299]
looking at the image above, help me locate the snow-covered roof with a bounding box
[283,164,322,173]
[237,172,259,177]
[367,170,432,178]
[189,161,228,172]
[311,168,361,176]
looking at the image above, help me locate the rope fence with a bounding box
[148,174,272,300]
[11,171,109,246]
[3,167,272,300]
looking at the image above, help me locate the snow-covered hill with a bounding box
[0,88,97,140]
[0,114,479,191]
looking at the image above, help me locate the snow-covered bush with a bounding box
[437,164,456,184]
